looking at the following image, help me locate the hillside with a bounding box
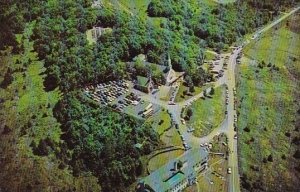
[237,12,300,192]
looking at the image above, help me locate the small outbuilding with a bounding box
[134,76,154,93]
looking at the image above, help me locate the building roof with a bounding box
[137,76,150,87]
[141,148,208,192]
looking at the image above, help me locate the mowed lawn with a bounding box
[237,13,300,191]
[147,149,184,173]
[146,109,171,135]
[188,85,226,137]
[175,84,207,103]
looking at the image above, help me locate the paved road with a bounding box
[226,47,241,192]
[256,6,300,37]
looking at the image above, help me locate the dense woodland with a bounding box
[0,0,299,191]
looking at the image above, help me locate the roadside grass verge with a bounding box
[187,85,226,137]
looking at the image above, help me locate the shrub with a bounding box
[210,87,215,95]
[244,127,250,132]
[267,154,273,162]
[293,150,300,159]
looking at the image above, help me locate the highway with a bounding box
[255,6,300,38]
[226,47,241,192]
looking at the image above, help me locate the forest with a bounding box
[0,0,299,191]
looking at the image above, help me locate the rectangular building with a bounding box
[137,148,209,192]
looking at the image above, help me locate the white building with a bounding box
[136,148,209,192]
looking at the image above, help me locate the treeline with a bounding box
[147,0,296,49]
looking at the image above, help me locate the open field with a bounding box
[196,156,228,192]
[187,85,226,137]
[160,127,182,147]
[237,13,300,192]
[147,149,184,173]
[175,84,207,103]
[205,50,217,61]
[146,109,171,135]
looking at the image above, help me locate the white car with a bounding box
[227,168,232,174]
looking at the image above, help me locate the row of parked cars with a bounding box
[84,80,129,105]
[169,84,179,103]
[113,92,143,112]
[174,123,191,151]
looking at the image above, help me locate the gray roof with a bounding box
[142,147,208,192]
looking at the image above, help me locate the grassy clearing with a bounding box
[85,29,95,45]
[237,13,300,191]
[160,127,182,147]
[205,50,217,60]
[147,149,184,173]
[187,85,226,137]
[195,156,228,192]
[146,109,171,135]
[174,84,206,103]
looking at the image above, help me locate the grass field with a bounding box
[160,127,182,147]
[205,50,217,60]
[237,13,300,191]
[147,109,171,135]
[147,149,184,173]
[175,84,207,103]
[188,85,226,137]
[196,156,228,192]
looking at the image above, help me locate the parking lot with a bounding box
[211,54,227,80]
[193,134,229,192]
[84,80,129,104]
[84,80,160,119]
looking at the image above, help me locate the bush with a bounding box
[189,86,195,93]
[285,132,291,137]
[263,158,268,163]
[158,120,164,125]
[267,154,273,162]
[203,89,207,97]
[293,150,300,159]
[244,127,250,132]
[186,108,193,118]
[210,87,215,95]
